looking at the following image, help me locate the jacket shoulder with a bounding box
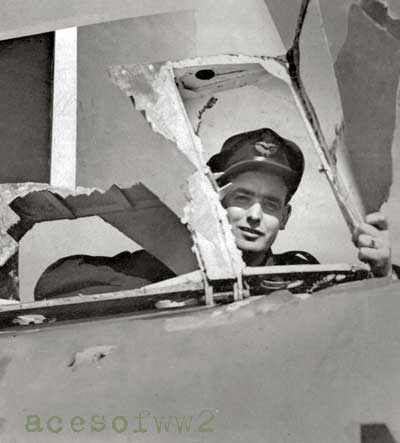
[35,249,175,299]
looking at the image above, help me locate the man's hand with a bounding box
[352,212,391,277]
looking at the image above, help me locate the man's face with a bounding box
[222,170,291,256]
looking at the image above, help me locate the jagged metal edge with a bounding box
[286,0,365,229]
[109,58,253,281]
[0,183,99,267]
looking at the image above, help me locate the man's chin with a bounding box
[236,238,269,253]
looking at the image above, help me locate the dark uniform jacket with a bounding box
[35,249,319,300]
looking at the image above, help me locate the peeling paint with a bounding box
[68,345,117,370]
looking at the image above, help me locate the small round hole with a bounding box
[195,69,216,80]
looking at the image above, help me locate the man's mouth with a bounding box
[238,226,264,239]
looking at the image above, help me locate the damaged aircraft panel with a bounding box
[109,58,252,285]
[335,1,400,213]
[9,183,198,277]
[261,0,398,219]
[0,0,398,301]
[107,18,373,288]
[286,0,365,228]
[1,2,400,443]
[105,0,399,290]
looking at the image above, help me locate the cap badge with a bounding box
[254,141,278,157]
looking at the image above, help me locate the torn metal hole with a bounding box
[5,182,197,301]
[195,69,216,80]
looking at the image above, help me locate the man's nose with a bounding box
[246,202,263,223]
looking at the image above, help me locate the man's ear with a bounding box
[279,204,292,230]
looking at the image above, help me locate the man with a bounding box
[208,127,391,276]
[35,128,391,298]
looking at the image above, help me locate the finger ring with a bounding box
[369,238,376,248]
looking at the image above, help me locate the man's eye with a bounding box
[261,200,281,212]
[234,194,251,204]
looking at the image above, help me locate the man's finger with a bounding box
[358,245,391,270]
[365,212,388,231]
[356,222,384,238]
[352,213,389,243]
[356,234,385,249]
[352,223,379,244]
[359,248,390,274]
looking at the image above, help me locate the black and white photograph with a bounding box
[0,0,399,441]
